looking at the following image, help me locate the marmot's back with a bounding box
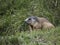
[37,17,55,29]
[37,17,49,23]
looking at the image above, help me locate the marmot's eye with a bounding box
[29,18,31,20]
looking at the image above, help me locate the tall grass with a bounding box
[0,27,60,45]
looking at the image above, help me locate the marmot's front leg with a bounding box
[29,25,33,32]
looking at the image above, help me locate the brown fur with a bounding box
[37,17,55,29]
[25,16,55,30]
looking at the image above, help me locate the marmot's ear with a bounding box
[34,16,39,22]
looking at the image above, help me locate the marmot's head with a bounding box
[25,16,39,26]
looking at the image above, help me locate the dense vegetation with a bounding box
[0,0,60,45]
[0,27,60,45]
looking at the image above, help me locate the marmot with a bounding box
[24,16,55,31]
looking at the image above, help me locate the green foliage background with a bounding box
[0,0,60,45]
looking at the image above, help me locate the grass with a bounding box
[0,26,60,45]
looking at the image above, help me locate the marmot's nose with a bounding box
[24,20,27,23]
[25,18,29,22]
[24,19,29,24]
